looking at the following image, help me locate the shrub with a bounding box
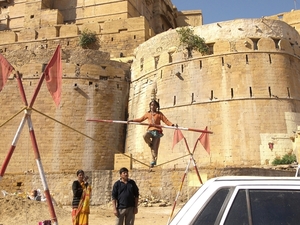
[79,29,98,48]
[176,27,208,57]
[272,153,297,165]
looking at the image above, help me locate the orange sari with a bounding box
[72,182,92,225]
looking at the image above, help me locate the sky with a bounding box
[171,0,297,24]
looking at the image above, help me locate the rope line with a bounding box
[0,106,26,128]
[1,107,192,169]
[31,107,100,143]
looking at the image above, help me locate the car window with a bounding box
[224,189,300,225]
[224,189,249,225]
[192,188,230,225]
[250,190,300,225]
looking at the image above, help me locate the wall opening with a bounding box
[154,56,159,69]
[199,60,202,69]
[287,87,291,98]
[221,57,224,66]
[268,54,272,64]
[246,55,249,64]
[140,58,144,71]
[249,87,253,97]
[250,38,259,50]
[210,90,213,100]
[268,86,272,97]
[173,96,176,105]
[231,88,234,98]
[272,38,280,49]
[207,43,214,55]
[168,53,173,63]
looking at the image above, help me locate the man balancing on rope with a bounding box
[128,100,175,168]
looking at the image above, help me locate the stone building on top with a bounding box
[1,0,300,174]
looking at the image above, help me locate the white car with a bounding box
[169,176,300,225]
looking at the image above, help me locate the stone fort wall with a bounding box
[126,18,300,169]
[0,45,130,173]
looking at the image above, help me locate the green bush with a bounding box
[79,29,98,48]
[176,27,208,57]
[272,153,296,165]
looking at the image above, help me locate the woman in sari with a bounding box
[72,169,92,225]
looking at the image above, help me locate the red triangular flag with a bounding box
[0,54,14,91]
[172,129,185,150]
[44,45,62,107]
[199,126,210,155]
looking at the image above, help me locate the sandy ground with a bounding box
[0,195,181,225]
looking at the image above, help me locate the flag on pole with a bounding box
[44,45,62,107]
[199,126,210,154]
[172,129,185,150]
[0,53,14,91]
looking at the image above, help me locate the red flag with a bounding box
[44,45,62,107]
[0,54,14,91]
[172,129,185,150]
[199,126,210,154]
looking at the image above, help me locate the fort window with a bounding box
[181,64,184,73]
[99,76,108,80]
[250,38,259,50]
[161,70,163,78]
[272,38,280,49]
[277,14,283,20]
[168,53,173,63]
[133,35,136,39]
[207,43,214,55]
[42,63,47,72]
[231,88,234,98]
[249,87,253,97]
[140,58,144,71]
[221,57,224,66]
[154,56,160,69]
[268,54,272,64]
[191,93,195,103]
[111,37,114,41]
[117,84,120,89]
[246,55,249,64]
[199,60,202,69]
[173,96,176,105]
[101,66,106,70]
[268,86,272,97]
[210,90,214,100]
[30,15,34,19]
[287,87,291,98]
[89,81,93,86]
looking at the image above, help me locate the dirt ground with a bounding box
[0,195,181,225]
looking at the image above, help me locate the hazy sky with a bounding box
[171,0,297,24]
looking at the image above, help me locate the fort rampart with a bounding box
[126,19,300,169]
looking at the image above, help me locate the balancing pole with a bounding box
[86,119,213,134]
